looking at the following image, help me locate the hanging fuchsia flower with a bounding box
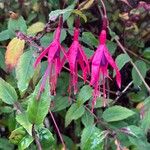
[67,19,90,95]
[90,29,121,111]
[34,16,66,98]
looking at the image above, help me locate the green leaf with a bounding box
[127,125,150,150]
[81,110,94,127]
[132,60,147,86]
[0,51,5,70]
[102,105,135,122]
[84,47,94,58]
[40,33,53,47]
[82,32,98,47]
[18,135,33,150]
[49,3,75,21]
[106,41,117,55]
[16,112,32,135]
[57,72,69,94]
[115,53,130,71]
[0,138,14,150]
[27,22,45,35]
[0,30,10,41]
[63,3,76,21]
[40,29,66,48]
[72,9,87,22]
[52,96,71,112]
[77,85,92,105]
[81,125,104,150]
[48,0,60,8]
[16,50,35,92]
[67,15,74,29]
[65,103,85,127]
[38,127,55,148]
[143,47,150,59]
[27,78,51,125]
[128,91,146,102]
[60,29,67,43]
[9,127,26,144]
[8,16,27,38]
[0,106,12,114]
[141,97,150,133]
[0,78,18,104]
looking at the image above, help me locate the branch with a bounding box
[111,81,133,105]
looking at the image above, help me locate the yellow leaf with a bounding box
[5,37,25,70]
[27,22,45,35]
[136,102,144,110]
[79,0,94,11]
[72,10,87,23]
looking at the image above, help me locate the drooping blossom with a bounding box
[90,29,121,111]
[34,16,66,98]
[67,18,90,95]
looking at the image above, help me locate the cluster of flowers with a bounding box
[34,16,121,111]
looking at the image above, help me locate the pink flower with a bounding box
[34,20,66,98]
[90,29,121,111]
[67,27,90,95]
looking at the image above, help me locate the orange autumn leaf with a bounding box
[5,37,25,70]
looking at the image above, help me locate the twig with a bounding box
[70,97,111,130]
[111,81,133,105]
[49,110,66,150]
[125,48,150,65]
[32,124,42,150]
[85,105,111,130]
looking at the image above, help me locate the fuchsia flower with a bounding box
[34,17,66,97]
[90,29,121,111]
[67,24,90,95]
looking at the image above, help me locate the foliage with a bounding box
[0,0,150,150]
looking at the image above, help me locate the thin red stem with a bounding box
[49,110,66,150]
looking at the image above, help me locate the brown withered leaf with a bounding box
[5,37,25,70]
